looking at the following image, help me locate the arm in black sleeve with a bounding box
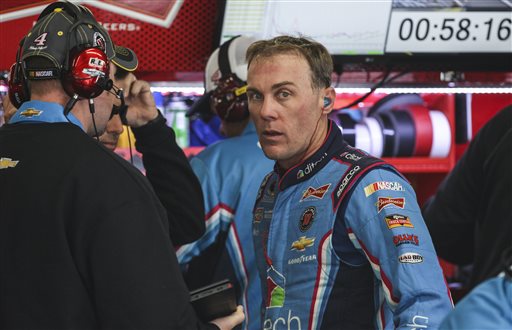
[423,105,512,265]
[131,110,206,246]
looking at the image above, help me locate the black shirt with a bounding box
[0,122,215,329]
[132,112,205,246]
[423,105,512,288]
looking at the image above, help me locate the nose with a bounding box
[259,97,278,121]
[106,114,124,135]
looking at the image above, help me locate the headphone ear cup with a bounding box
[8,63,29,108]
[62,47,110,98]
[210,75,250,122]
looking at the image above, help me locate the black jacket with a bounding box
[132,112,205,246]
[0,122,215,329]
[423,105,512,288]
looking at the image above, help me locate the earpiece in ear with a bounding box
[324,97,331,107]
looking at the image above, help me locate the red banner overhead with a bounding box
[0,0,219,80]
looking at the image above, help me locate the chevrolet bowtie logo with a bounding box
[290,236,315,251]
[0,157,19,169]
[20,108,42,117]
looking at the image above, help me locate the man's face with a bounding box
[247,53,328,169]
[91,63,120,136]
[98,64,127,149]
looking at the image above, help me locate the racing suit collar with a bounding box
[276,119,348,191]
[9,100,84,131]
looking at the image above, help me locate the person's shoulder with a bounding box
[71,134,145,180]
[195,133,264,161]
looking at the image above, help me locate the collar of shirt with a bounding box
[9,100,84,131]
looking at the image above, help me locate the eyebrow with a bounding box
[247,81,296,94]
[271,81,295,90]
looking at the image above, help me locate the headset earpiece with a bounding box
[8,63,29,109]
[210,36,250,122]
[8,37,29,108]
[62,46,111,99]
[324,97,331,107]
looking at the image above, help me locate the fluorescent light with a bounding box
[149,85,512,95]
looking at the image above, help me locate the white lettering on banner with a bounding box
[406,315,429,329]
[34,70,53,77]
[100,22,140,31]
[364,181,405,197]
[336,165,361,198]
[263,310,302,330]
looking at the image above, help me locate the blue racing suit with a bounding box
[253,120,453,329]
[177,121,274,330]
[439,272,512,329]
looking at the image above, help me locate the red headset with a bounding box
[209,36,250,122]
[8,1,112,110]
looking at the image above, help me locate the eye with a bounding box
[247,91,262,102]
[277,90,290,99]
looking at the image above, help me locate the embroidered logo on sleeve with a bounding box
[385,214,414,229]
[376,197,405,213]
[398,252,423,264]
[364,181,404,197]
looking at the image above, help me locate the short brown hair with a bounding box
[246,35,333,90]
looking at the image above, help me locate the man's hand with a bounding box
[209,305,245,330]
[120,75,159,128]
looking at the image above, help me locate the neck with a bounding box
[279,117,328,170]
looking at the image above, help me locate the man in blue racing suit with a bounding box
[246,35,453,329]
[177,36,274,329]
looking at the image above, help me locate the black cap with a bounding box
[112,45,138,72]
[21,3,115,79]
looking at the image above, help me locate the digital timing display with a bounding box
[386,11,512,53]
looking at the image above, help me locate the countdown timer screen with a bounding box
[386,11,512,53]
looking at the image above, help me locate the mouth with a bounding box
[261,129,284,144]
[102,141,117,150]
[262,129,283,138]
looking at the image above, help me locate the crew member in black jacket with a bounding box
[423,104,512,289]
[0,1,243,329]
[2,46,205,247]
